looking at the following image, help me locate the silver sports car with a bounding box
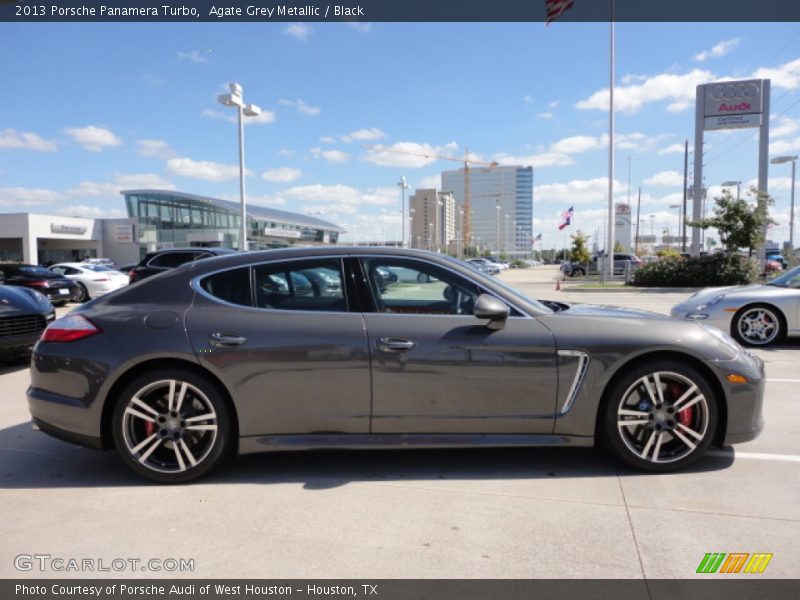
[671,265,800,346]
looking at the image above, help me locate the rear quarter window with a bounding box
[200,267,252,307]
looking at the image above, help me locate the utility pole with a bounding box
[682,140,688,252]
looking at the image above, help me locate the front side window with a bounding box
[150,252,196,269]
[253,259,346,312]
[361,257,480,316]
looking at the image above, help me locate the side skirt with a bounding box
[239,433,595,455]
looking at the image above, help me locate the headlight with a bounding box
[696,293,725,311]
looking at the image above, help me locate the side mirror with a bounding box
[473,293,510,330]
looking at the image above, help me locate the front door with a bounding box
[358,256,558,434]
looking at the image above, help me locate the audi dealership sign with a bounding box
[702,79,765,130]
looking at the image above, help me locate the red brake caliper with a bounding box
[670,383,693,426]
[144,420,156,437]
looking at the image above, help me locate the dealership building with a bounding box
[0,189,344,266]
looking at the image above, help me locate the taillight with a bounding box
[41,314,101,343]
[29,280,50,288]
[128,270,138,281]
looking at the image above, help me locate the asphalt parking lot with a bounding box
[1,266,798,579]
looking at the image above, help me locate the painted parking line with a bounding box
[707,450,800,463]
[765,379,800,383]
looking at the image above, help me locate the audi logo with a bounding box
[707,81,760,101]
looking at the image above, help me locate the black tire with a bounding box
[601,360,718,472]
[112,368,233,483]
[731,304,785,347]
[571,268,585,277]
[73,283,88,303]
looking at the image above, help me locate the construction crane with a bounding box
[361,144,499,248]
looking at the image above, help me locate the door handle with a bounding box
[377,337,417,353]
[209,332,247,347]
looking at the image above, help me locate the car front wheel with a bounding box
[732,304,783,347]
[112,369,232,483]
[602,361,718,472]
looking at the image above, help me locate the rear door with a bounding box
[185,257,371,437]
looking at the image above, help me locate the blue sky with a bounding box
[1,21,799,248]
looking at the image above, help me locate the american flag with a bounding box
[558,206,574,230]
[545,0,575,24]
[534,233,543,242]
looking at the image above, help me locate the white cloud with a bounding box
[67,173,176,198]
[417,175,441,189]
[278,148,296,157]
[769,136,800,155]
[284,184,397,215]
[0,187,63,206]
[492,152,574,168]
[694,38,740,62]
[0,129,57,152]
[534,177,629,205]
[285,23,311,41]
[320,136,337,143]
[363,141,460,168]
[752,58,800,90]
[659,143,692,155]
[548,100,560,109]
[136,139,177,159]
[523,95,534,104]
[56,205,127,218]
[643,170,684,187]
[64,126,121,152]
[262,167,302,182]
[223,193,287,207]
[178,50,207,63]
[346,22,373,32]
[576,69,715,114]
[771,116,800,139]
[551,134,606,154]
[166,157,250,181]
[278,99,320,116]
[536,112,555,119]
[311,148,350,163]
[202,108,276,125]
[341,127,386,143]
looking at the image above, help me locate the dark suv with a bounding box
[128,248,237,283]
[563,253,642,277]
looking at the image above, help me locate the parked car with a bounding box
[117,264,138,276]
[0,264,78,306]
[466,258,500,275]
[48,262,130,302]
[30,247,764,482]
[0,285,55,362]
[128,247,237,283]
[671,264,800,346]
[765,252,788,270]
[485,257,510,270]
[564,253,642,277]
[82,258,117,268]
[764,259,782,273]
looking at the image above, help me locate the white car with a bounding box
[48,262,129,302]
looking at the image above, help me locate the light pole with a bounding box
[217,82,262,252]
[771,156,797,249]
[504,214,510,256]
[397,176,409,248]
[669,204,682,250]
[495,204,501,254]
[721,180,741,201]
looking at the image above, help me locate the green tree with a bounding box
[613,240,625,253]
[691,187,775,255]
[569,230,592,264]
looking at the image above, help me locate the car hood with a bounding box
[558,303,671,321]
[0,286,49,315]
[688,283,795,301]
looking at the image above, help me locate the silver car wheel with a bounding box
[616,371,710,464]
[736,306,780,346]
[121,379,218,474]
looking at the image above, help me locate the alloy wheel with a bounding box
[736,306,780,346]
[615,371,710,465]
[120,379,218,475]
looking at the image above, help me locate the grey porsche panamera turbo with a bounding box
[28,247,765,483]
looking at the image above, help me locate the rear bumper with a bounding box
[31,416,104,450]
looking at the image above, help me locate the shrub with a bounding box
[632,253,756,287]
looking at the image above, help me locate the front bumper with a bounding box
[712,349,765,446]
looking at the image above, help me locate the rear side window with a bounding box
[253,259,346,312]
[200,267,252,307]
[150,252,197,269]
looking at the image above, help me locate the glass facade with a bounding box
[123,191,342,255]
[441,166,533,254]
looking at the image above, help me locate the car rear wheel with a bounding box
[73,283,88,303]
[112,369,232,483]
[602,361,718,472]
[571,268,585,277]
[732,304,784,347]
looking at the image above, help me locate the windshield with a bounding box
[767,266,800,289]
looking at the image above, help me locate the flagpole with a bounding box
[606,1,615,277]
